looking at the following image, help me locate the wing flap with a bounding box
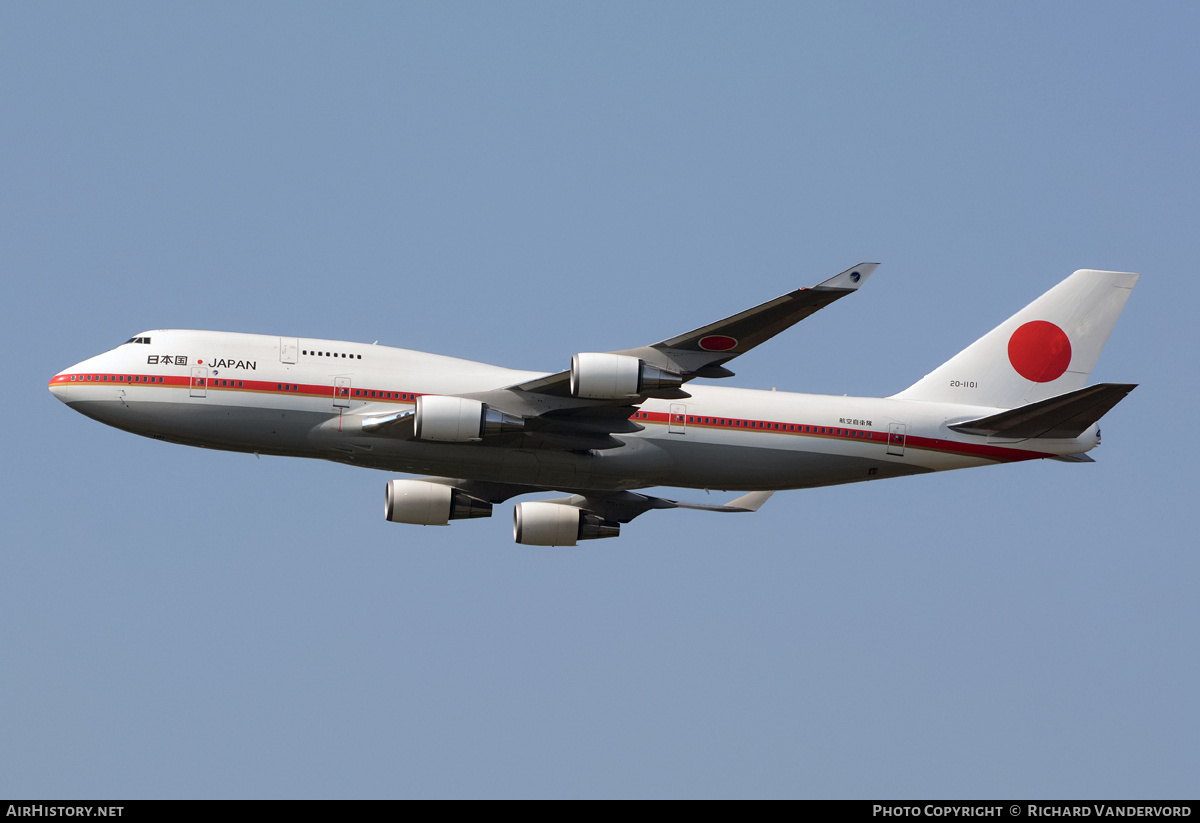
[419,476,545,504]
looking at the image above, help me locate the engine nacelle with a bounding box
[570,352,682,400]
[385,479,492,525]
[413,395,523,442]
[512,501,620,546]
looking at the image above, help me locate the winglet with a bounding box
[723,490,776,511]
[814,262,879,291]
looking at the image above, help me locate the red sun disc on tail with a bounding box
[699,335,738,351]
[1008,321,1071,382]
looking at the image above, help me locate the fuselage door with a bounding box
[887,423,906,456]
[190,367,208,398]
[280,338,298,364]
[669,403,687,434]
[334,377,351,408]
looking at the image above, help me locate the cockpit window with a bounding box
[124,336,152,345]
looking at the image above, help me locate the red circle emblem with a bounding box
[1008,321,1071,382]
[699,335,738,352]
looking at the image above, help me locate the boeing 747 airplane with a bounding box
[49,265,1137,545]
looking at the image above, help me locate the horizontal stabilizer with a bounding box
[1049,453,1096,463]
[948,383,1136,439]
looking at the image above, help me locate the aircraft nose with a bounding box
[49,357,97,404]
[50,350,112,405]
[49,369,76,403]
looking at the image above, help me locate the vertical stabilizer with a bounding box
[892,269,1138,409]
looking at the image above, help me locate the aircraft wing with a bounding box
[413,477,775,521]
[364,263,877,450]
[509,262,878,398]
[524,489,776,523]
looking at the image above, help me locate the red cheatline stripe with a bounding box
[52,372,1053,462]
[629,411,1050,461]
[51,372,431,401]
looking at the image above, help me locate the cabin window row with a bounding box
[353,390,415,400]
[73,374,164,383]
[631,410,875,438]
[303,350,361,359]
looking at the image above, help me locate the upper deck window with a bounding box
[302,347,363,359]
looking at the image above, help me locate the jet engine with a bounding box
[385,479,492,525]
[569,352,682,399]
[413,395,523,442]
[512,501,620,546]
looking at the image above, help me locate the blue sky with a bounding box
[3,2,1197,798]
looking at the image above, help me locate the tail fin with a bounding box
[893,269,1138,409]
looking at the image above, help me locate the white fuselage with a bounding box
[49,330,1097,492]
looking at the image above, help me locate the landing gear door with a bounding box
[887,423,906,456]
[190,367,208,398]
[334,377,351,408]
